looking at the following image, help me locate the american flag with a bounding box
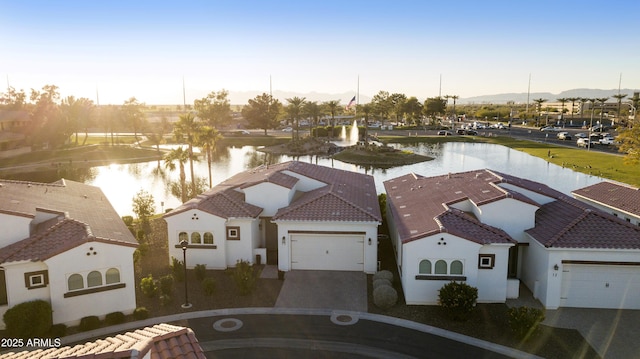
[345,96,356,111]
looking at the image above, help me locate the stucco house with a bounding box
[0,179,138,329]
[572,181,640,225]
[164,161,381,273]
[384,169,640,310]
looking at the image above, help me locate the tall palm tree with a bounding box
[533,98,547,126]
[174,112,201,196]
[285,96,306,140]
[612,93,628,126]
[303,101,323,137]
[567,97,580,124]
[556,98,568,127]
[198,125,221,188]
[596,97,609,126]
[324,100,341,137]
[164,147,189,203]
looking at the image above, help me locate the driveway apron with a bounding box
[275,270,367,312]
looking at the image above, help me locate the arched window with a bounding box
[203,232,214,244]
[178,232,188,243]
[191,232,201,244]
[68,273,84,290]
[87,271,103,287]
[450,260,463,275]
[435,260,447,274]
[419,260,432,274]
[105,268,120,284]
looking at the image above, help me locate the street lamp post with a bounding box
[180,240,192,309]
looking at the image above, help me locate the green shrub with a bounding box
[373,278,392,290]
[158,274,174,296]
[171,257,185,282]
[122,215,134,226]
[202,277,216,296]
[49,323,67,338]
[159,294,173,306]
[373,285,398,310]
[79,316,101,332]
[373,270,394,283]
[194,264,207,282]
[233,259,256,295]
[507,306,546,339]
[104,311,126,326]
[133,307,149,320]
[3,300,52,338]
[140,274,158,298]
[438,281,478,321]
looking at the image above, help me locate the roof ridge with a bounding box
[544,209,591,248]
[218,189,260,217]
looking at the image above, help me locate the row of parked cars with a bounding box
[557,131,616,148]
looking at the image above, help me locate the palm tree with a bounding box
[324,100,341,137]
[556,98,568,127]
[285,96,306,140]
[567,97,580,125]
[198,125,221,188]
[596,97,609,126]
[164,147,189,203]
[174,112,201,197]
[303,101,323,137]
[612,93,628,126]
[533,98,547,126]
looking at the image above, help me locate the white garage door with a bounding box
[560,264,640,309]
[291,234,364,271]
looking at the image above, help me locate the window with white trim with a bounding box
[226,226,240,240]
[434,260,447,274]
[450,260,463,275]
[191,232,201,244]
[105,268,120,284]
[68,273,84,291]
[478,254,495,269]
[87,271,103,287]
[419,259,432,274]
[204,232,214,244]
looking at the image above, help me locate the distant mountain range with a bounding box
[222,88,638,105]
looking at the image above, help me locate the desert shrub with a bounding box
[159,294,173,306]
[507,306,546,339]
[373,278,392,290]
[373,285,398,310]
[133,307,149,320]
[171,257,185,282]
[3,300,52,338]
[202,277,216,296]
[194,264,207,282]
[158,274,174,296]
[373,270,394,283]
[79,316,101,332]
[438,281,478,321]
[140,274,158,298]
[233,259,256,295]
[49,323,67,337]
[104,311,126,326]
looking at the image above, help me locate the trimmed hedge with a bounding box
[438,281,478,321]
[373,285,398,310]
[373,278,392,290]
[140,274,158,298]
[133,307,149,320]
[79,315,101,332]
[373,270,394,283]
[105,311,126,326]
[3,300,52,338]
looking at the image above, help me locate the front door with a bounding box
[265,219,278,265]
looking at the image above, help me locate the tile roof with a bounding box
[572,181,640,217]
[526,199,640,249]
[384,170,522,243]
[0,179,135,244]
[166,161,381,223]
[0,323,206,359]
[0,217,137,264]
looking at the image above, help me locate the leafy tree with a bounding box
[403,97,423,125]
[29,85,63,147]
[194,90,232,129]
[617,118,640,164]
[61,96,94,145]
[423,97,446,124]
[122,97,146,142]
[0,86,27,110]
[241,93,282,135]
[132,189,155,232]
[174,112,201,197]
[389,93,407,123]
[286,96,306,140]
[371,91,392,121]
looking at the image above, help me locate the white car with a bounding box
[599,135,615,145]
[577,138,592,148]
[557,132,572,140]
[282,127,293,132]
[540,126,561,132]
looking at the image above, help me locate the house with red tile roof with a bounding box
[0,179,138,329]
[164,161,382,273]
[572,181,640,225]
[0,323,206,359]
[384,169,640,309]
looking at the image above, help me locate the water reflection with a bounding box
[7,142,604,216]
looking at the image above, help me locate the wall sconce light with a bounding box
[282,236,286,245]
[553,264,559,271]
[368,238,372,245]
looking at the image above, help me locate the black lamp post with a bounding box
[180,239,192,309]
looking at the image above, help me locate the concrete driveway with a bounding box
[275,270,367,312]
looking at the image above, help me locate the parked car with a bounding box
[557,132,572,140]
[575,133,588,139]
[590,125,608,132]
[456,129,466,135]
[437,130,453,136]
[540,126,561,132]
[465,129,478,135]
[599,134,615,145]
[282,127,293,132]
[577,138,592,148]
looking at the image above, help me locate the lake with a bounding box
[6,142,604,216]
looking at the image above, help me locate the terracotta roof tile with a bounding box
[0,324,205,359]
[573,181,640,217]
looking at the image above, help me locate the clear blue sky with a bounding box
[2,0,639,104]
